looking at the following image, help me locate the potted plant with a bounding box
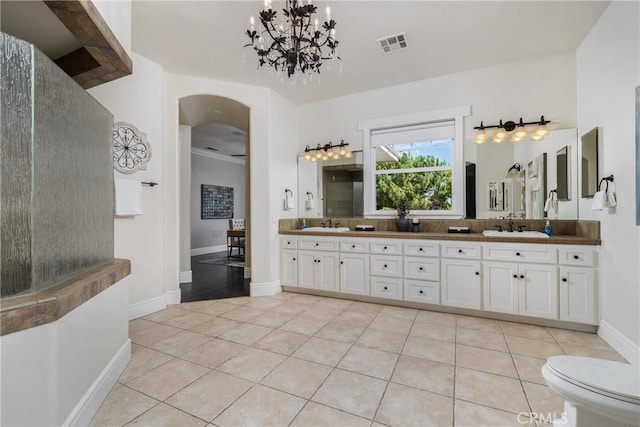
[395,197,411,232]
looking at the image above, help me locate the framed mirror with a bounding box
[581,127,599,198]
[556,146,571,201]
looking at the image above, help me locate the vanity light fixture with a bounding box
[303,140,351,162]
[474,116,550,144]
[506,163,525,178]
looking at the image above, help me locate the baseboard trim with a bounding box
[179,270,192,283]
[598,320,640,366]
[166,289,181,305]
[63,339,131,427]
[250,280,281,297]
[128,295,167,320]
[191,245,226,256]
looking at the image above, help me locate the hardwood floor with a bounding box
[180,252,249,302]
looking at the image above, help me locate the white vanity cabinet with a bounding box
[441,259,482,309]
[340,252,369,295]
[558,246,597,324]
[297,237,340,291]
[403,241,440,304]
[280,238,298,287]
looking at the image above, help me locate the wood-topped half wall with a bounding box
[44,0,132,89]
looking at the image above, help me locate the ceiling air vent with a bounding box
[378,33,407,53]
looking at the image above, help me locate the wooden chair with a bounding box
[227,219,245,259]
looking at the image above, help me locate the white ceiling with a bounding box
[131,0,610,105]
[191,122,247,156]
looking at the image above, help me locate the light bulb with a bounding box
[322,155,329,161]
[325,6,331,21]
[494,127,507,140]
[514,126,527,139]
[339,146,347,156]
[345,151,352,158]
[474,129,487,144]
[310,157,317,162]
[531,134,544,141]
[315,151,322,158]
[535,124,549,137]
[304,152,312,160]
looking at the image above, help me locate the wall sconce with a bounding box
[303,140,351,161]
[474,116,550,144]
[506,163,525,178]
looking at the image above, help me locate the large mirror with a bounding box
[297,129,581,219]
[581,127,599,198]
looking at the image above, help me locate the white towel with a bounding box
[544,192,558,214]
[607,190,617,207]
[592,190,606,211]
[284,195,295,211]
[305,197,315,211]
[115,179,143,216]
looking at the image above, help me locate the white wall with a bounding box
[179,125,191,276]
[89,53,169,315]
[576,1,640,364]
[0,278,130,426]
[191,153,246,253]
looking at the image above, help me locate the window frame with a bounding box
[358,106,470,218]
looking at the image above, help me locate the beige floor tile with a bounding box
[315,298,354,310]
[179,300,217,312]
[292,337,351,366]
[315,319,367,343]
[379,306,417,320]
[189,317,241,337]
[130,323,182,347]
[214,384,306,427]
[119,345,174,384]
[260,357,331,398]
[149,330,211,356]
[375,382,453,427]
[165,370,252,422]
[349,301,384,315]
[252,329,309,355]
[335,310,378,324]
[312,369,387,419]
[523,381,565,415]
[280,315,331,335]
[456,327,509,352]
[513,354,547,385]
[368,316,414,335]
[129,318,156,334]
[415,310,457,327]
[143,306,186,323]
[162,311,213,330]
[127,358,209,401]
[391,355,454,397]
[455,367,529,414]
[338,345,399,380]
[89,384,158,426]
[180,338,246,368]
[548,328,612,351]
[223,296,252,305]
[559,343,628,362]
[218,323,273,345]
[402,335,455,365]
[410,320,456,343]
[244,297,283,310]
[219,306,264,321]
[500,321,556,342]
[271,301,312,315]
[506,335,564,359]
[457,315,502,333]
[454,400,521,427]
[193,302,238,317]
[216,347,285,382]
[291,402,370,427]
[128,403,207,426]
[302,307,343,322]
[247,310,297,328]
[456,344,518,378]
[356,328,407,353]
[286,293,323,305]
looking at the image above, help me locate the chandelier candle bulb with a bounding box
[326,6,331,20]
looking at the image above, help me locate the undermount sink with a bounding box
[303,226,350,232]
[482,230,549,238]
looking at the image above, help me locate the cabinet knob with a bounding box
[458,249,463,254]
[287,241,291,245]
[475,272,480,276]
[516,252,521,256]
[315,243,319,247]
[562,278,568,282]
[383,246,388,250]
[419,290,424,294]
[293,257,296,261]
[419,247,423,252]
[419,266,424,271]
[318,259,321,263]
[513,274,518,279]
[519,275,525,279]
[340,261,344,265]
[384,264,388,268]
[384,286,388,291]
[573,255,580,260]
[352,244,356,249]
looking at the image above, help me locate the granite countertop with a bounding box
[279,229,601,245]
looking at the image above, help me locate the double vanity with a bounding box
[279,218,601,330]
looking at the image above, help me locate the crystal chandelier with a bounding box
[245,0,340,78]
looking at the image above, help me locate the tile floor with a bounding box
[91,292,626,427]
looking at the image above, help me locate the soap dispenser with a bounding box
[544,220,552,237]
[301,218,307,230]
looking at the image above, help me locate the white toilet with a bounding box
[542,355,640,427]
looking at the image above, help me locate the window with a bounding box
[359,106,469,217]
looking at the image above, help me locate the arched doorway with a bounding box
[178,94,251,301]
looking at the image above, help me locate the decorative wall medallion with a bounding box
[113,122,152,174]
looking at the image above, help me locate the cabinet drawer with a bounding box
[404,257,440,281]
[370,255,402,277]
[404,279,440,304]
[558,247,596,267]
[341,240,369,253]
[484,244,557,263]
[280,238,297,249]
[441,243,481,259]
[370,277,403,300]
[298,238,339,251]
[370,240,403,255]
[404,241,439,257]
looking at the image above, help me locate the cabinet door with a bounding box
[518,263,558,319]
[281,250,298,287]
[316,252,339,291]
[441,259,482,309]
[340,253,369,295]
[297,251,317,289]
[483,262,519,314]
[559,267,596,324]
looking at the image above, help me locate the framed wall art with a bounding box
[201,184,234,219]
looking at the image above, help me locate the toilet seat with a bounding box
[546,356,640,404]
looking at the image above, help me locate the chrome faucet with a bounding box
[508,218,514,232]
[327,218,333,228]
